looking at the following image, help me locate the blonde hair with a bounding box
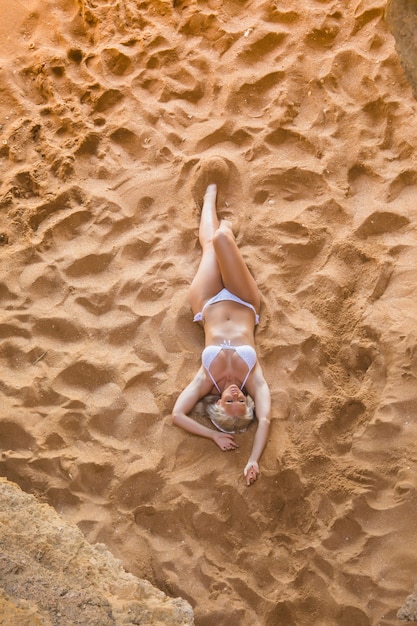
[194,394,255,434]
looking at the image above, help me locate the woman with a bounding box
[172,180,271,486]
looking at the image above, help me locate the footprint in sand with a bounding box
[355,210,409,238]
[70,461,115,496]
[0,322,30,340]
[0,420,36,450]
[322,513,364,551]
[29,187,86,232]
[110,127,144,156]
[236,31,287,64]
[64,252,114,278]
[318,398,367,453]
[338,341,380,378]
[101,48,133,77]
[193,120,252,153]
[75,133,101,157]
[304,13,341,50]
[253,166,328,202]
[226,72,283,118]
[92,88,124,113]
[116,470,165,511]
[32,316,84,343]
[53,360,115,393]
[276,221,329,261]
[110,126,160,160]
[387,169,417,202]
[9,170,41,200]
[0,282,18,305]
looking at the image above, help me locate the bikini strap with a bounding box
[208,370,221,394]
[240,369,251,391]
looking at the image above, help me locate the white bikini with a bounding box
[193,288,260,325]
[202,339,257,394]
[193,288,259,393]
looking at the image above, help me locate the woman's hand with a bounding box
[244,461,259,486]
[212,432,239,451]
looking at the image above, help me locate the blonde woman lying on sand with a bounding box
[172,181,271,486]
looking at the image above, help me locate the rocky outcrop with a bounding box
[398,583,417,622]
[0,479,194,626]
[386,0,417,98]
[385,4,417,619]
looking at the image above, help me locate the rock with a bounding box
[0,478,194,626]
[398,582,417,622]
[386,0,417,99]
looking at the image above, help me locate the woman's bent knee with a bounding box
[213,226,234,251]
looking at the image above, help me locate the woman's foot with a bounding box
[204,183,218,205]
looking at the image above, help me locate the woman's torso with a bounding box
[201,301,257,393]
[202,300,256,345]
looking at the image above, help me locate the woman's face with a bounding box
[218,384,247,417]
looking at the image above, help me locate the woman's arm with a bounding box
[172,369,239,450]
[244,365,271,485]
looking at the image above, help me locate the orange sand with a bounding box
[1,1,417,624]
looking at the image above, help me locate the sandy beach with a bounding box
[1,0,417,624]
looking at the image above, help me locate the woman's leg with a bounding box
[213,221,261,312]
[188,184,224,315]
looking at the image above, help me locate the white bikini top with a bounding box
[202,340,257,393]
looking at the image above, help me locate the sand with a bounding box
[1,0,417,624]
